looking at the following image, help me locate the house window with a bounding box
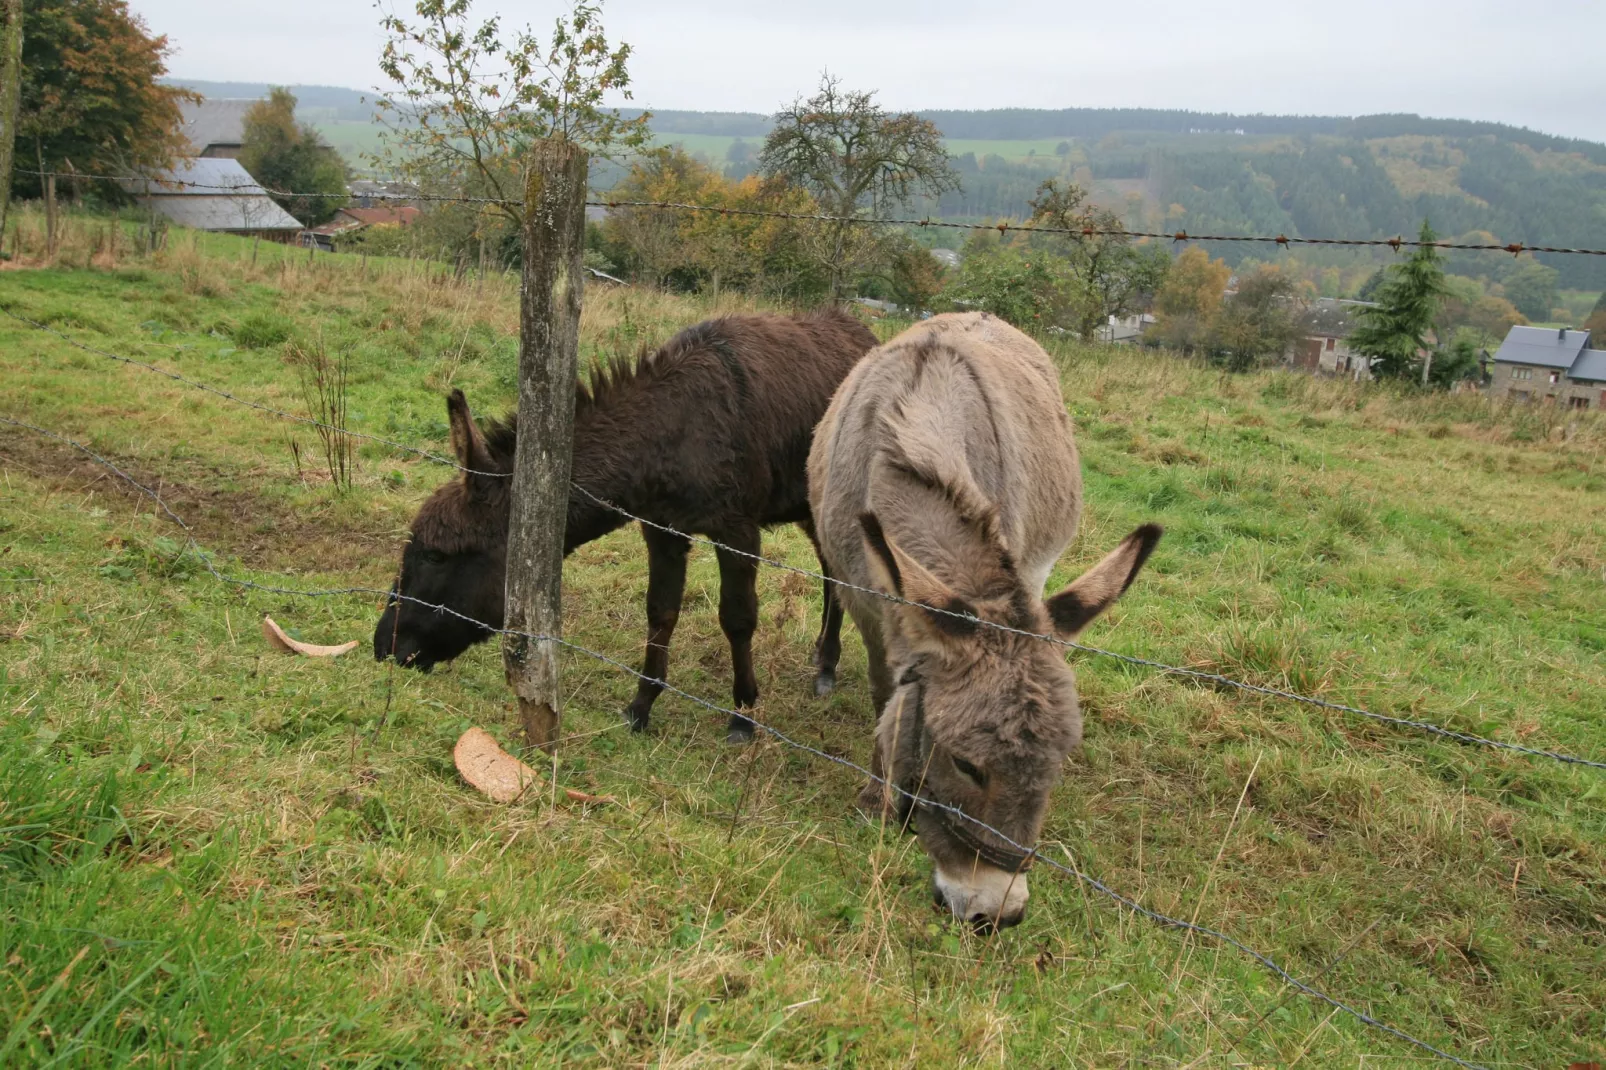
[1511,367,1533,380]
[1549,371,1560,384]
[1568,396,1589,410]
[1325,337,1336,351]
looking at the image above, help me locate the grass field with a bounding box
[311,121,1078,177]
[2,206,1604,1068]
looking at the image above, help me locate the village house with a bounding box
[300,204,422,251]
[1104,312,1156,344]
[1486,325,1603,409]
[1285,297,1374,380]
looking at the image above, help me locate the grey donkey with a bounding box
[808,311,1161,931]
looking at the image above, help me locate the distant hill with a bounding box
[164,80,375,122]
[166,81,1606,290]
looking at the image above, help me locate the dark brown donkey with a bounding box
[374,310,876,740]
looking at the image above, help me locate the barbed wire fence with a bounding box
[6,156,1605,1067]
[19,168,1606,257]
[0,410,1496,1070]
[5,306,1602,773]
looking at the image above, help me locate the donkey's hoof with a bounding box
[623,706,650,733]
[725,717,755,745]
[855,780,892,818]
[813,669,836,698]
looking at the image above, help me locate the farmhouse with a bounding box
[1487,325,1602,409]
[120,158,303,239]
[1285,298,1372,380]
[300,204,422,251]
[177,99,258,159]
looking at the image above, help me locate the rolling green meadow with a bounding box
[1,207,1604,1067]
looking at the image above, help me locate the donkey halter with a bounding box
[894,663,1036,875]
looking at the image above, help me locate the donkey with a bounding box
[808,311,1161,930]
[375,310,877,740]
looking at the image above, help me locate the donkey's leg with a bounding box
[714,525,762,744]
[854,614,897,814]
[624,525,690,732]
[797,517,844,698]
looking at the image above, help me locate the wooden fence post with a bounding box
[0,0,20,241]
[504,138,587,752]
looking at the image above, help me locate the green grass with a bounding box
[2,205,1604,1067]
[311,118,1086,177]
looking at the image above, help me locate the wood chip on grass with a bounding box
[453,727,615,806]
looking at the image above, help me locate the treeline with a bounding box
[892,137,1606,291]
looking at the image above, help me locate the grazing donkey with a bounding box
[376,310,876,740]
[808,312,1161,930]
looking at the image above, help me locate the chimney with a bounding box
[1558,327,1567,340]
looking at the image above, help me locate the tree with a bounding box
[940,239,1073,329]
[1438,284,1525,345]
[1150,245,1231,353]
[374,0,648,229]
[1027,178,1170,341]
[760,73,959,299]
[0,0,22,238]
[1586,290,1606,347]
[1500,259,1560,322]
[12,0,193,196]
[602,146,713,288]
[1349,221,1447,380]
[1207,265,1301,372]
[884,238,946,312]
[1428,329,1486,388]
[724,138,755,180]
[600,147,828,299]
[239,88,347,226]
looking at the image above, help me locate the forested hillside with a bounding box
[171,82,1606,290]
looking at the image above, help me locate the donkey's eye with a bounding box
[421,549,449,565]
[951,755,986,786]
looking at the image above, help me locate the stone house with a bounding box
[1285,298,1375,380]
[1487,326,1602,410]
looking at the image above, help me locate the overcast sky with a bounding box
[133,0,1606,142]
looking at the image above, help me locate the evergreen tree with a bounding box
[1349,221,1447,379]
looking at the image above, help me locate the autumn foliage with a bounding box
[13,0,194,194]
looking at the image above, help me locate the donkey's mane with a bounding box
[469,322,723,466]
[477,310,854,466]
[576,319,735,417]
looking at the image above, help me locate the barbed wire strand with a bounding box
[0,410,1491,1070]
[20,169,1606,257]
[567,484,1606,772]
[8,308,1601,772]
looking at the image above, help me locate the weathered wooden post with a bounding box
[0,0,21,240]
[503,138,587,752]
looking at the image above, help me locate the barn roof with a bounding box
[119,158,302,233]
[179,99,257,153]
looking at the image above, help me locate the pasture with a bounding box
[1,208,1604,1067]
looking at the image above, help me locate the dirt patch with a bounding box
[0,425,395,577]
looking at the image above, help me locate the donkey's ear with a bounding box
[1044,524,1161,638]
[859,513,980,642]
[446,390,494,485]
